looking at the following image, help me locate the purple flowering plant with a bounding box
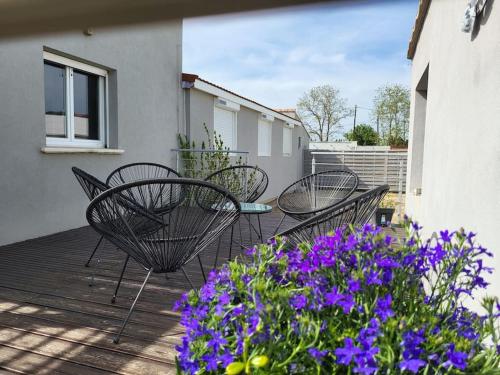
[175,220,500,374]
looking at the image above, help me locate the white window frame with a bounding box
[258,114,273,157]
[43,51,108,148]
[283,124,293,157]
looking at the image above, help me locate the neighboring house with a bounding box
[181,74,310,202]
[0,23,183,246]
[275,108,300,120]
[405,1,500,295]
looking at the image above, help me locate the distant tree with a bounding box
[344,124,379,146]
[297,85,352,142]
[372,84,410,146]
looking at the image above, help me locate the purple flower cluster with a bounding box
[174,220,498,374]
[335,318,381,374]
[399,329,426,373]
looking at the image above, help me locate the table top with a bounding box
[240,202,273,214]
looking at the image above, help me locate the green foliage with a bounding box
[177,124,243,178]
[387,134,408,148]
[344,124,379,145]
[372,84,410,146]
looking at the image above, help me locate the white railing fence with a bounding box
[305,149,408,220]
[171,148,249,178]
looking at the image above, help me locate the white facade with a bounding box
[182,74,309,202]
[406,0,500,298]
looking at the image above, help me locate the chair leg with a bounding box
[238,219,244,249]
[247,214,253,244]
[228,225,234,261]
[257,215,263,242]
[88,257,101,287]
[113,268,153,344]
[181,266,195,290]
[273,214,286,236]
[111,255,130,304]
[197,254,206,283]
[85,235,103,267]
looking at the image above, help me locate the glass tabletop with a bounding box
[240,202,273,214]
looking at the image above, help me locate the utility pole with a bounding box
[353,105,357,131]
[376,114,380,136]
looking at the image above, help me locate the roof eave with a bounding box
[182,73,302,126]
[407,0,431,60]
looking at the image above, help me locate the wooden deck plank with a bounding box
[0,345,115,375]
[0,308,178,363]
[0,327,174,374]
[0,287,184,340]
[0,296,182,345]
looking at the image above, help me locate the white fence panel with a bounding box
[303,150,407,193]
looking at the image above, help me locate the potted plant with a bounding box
[376,195,396,226]
[174,221,500,374]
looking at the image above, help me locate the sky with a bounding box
[183,0,419,134]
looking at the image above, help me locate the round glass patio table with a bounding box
[239,202,272,245]
[240,202,272,214]
[225,202,272,261]
[211,202,273,268]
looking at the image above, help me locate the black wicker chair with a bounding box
[204,165,268,202]
[204,165,269,265]
[106,162,184,300]
[72,167,110,267]
[75,163,184,303]
[275,170,359,233]
[106,162,180,187]
[276,185,389,247]
[87,178,240,343]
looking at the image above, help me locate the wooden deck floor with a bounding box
[0,211,403,374]
[0,211,302,374]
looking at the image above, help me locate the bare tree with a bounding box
[297,85,352,142]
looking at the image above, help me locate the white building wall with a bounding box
[406,0,500,298]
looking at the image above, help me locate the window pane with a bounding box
[73,70,100,140]
[44,62,66,138]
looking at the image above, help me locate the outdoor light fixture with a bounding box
[462,0,488,32]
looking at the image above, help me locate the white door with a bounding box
[214,107,237,150]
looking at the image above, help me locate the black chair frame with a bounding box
[276,185,389,247]
[205,165,269,266]
[86,178,241,343]
[274,169,359,234]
